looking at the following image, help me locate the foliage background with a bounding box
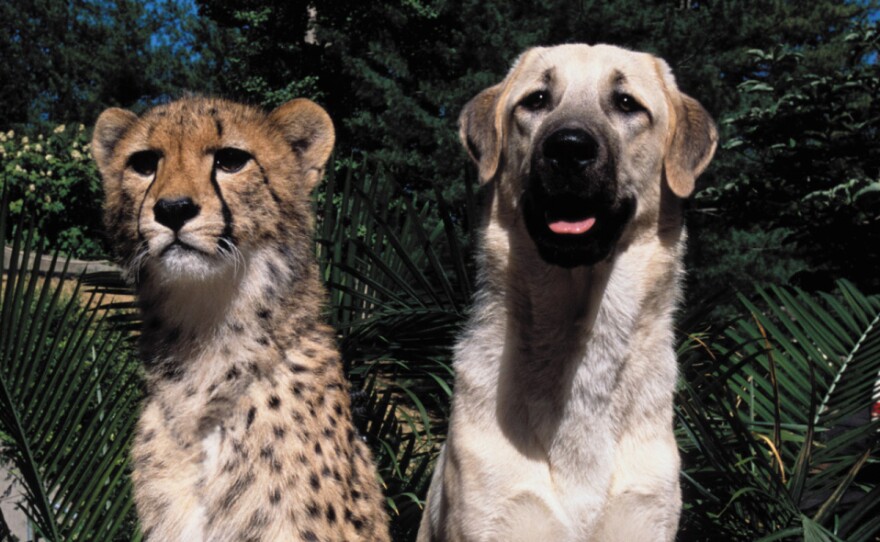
[1,0,879,541]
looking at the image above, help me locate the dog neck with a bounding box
[459,209,682,457]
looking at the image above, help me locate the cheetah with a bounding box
[92,97,390,542]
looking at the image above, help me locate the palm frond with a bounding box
[0,506,12,541]
[0,197,141,542]
[316,159,473,537]
[677,281,880,541]
[353,376,436,542]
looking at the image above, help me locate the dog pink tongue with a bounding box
[548,217,596,234]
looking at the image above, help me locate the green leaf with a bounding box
[678,281,880,539]
[0,200,140,541]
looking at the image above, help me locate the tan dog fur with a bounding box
[418,44,717,541]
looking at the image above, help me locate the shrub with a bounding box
[0,125,107,259]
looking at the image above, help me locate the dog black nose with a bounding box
[153,197,200,232]
[543,129,599,173]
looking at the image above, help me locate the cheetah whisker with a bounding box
[217,237,245,276]
[128,241,151,284]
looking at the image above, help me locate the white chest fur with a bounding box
[448,239,672,539]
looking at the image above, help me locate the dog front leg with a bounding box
[591,433,681,541]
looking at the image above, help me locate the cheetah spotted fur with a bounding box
[92,96,390,542]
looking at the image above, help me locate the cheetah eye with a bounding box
[215,148,252,174]
[128,151,160,176]
[519,90,549,112]
[614,93,646,115]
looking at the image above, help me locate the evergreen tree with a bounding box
[0,0,224,127]
[691,23,880,298]
[197,1,871,188]
[197,0,877,303]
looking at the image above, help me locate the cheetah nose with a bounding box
[153,197,201,232]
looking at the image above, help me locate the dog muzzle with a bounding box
[522,128,635,268]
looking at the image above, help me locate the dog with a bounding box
[417,44,717,541]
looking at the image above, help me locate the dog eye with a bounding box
[615,93,645,114]
[519,91,549,112]
[128,151,160,176]
[215,148,252,173]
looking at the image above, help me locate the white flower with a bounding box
[45,154,54,162]
[54,124,66,134]
[28,184,35,192]
[21,136,29,144]
[34,143,43,153]
[44,195,52,204]
[6,130,13,138]
[71,149,82,160]
[78,124,85,131]
[14,164,24,173]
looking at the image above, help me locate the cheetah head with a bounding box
[92,97,334,285]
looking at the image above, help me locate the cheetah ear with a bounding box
[459,83,504,183]
[270,99,336,189]
[663,91,718,198]
[92,108,139,176]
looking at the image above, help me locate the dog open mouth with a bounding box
[523,188,635,268]
[545,195,598,235]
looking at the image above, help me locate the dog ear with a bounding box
[270,98,336,189]
[664,92,718,198]
[92,108,139,176]
[459,83,504,183]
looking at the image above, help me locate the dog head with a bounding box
[460,44,717,267]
